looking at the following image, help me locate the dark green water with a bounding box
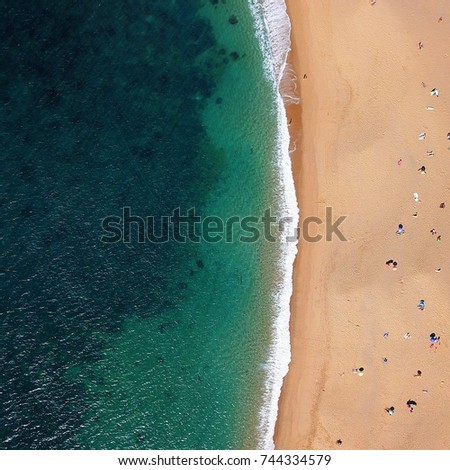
[0,0,280,449]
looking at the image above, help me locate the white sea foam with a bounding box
[248,0,299,450]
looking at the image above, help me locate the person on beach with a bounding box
[419,132,426,140]
[417,299,425,311]
[430,333,440,343]
[385,407,395,415]
[427,150,434,156]
[437,235,441,241]
[418,42,423,49]
[447,132,450,140]
[413,192,420,202]
[431,228,437,236]
[429,333,441,350]
[440,202,445,208]
[385,260,398,270]
[397,158,403,166]
[418,165,426,174]
[396,224,405,235]
[430,88,439,96]
[414,370,422,378]
[407,400,417,413]
[352,367,364,376]
[404,332,411,339]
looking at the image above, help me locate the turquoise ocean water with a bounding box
[1,0,290,449]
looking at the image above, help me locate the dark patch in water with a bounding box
[158,322,177,334]
[43,87,62,107]
[157,355,165,364]
[196,260,204,269]
[20,206,34,218]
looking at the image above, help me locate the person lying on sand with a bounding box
[352,367,365,376]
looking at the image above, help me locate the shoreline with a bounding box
[275,0,450,449]
[273,0,324,448]
[249,0,299,449]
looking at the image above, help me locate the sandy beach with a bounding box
[275,0,450,449]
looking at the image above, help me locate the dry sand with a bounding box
[275,0,450,449]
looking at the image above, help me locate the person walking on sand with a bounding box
[417,299,425,311]
[418,165,426,174]
[396,224,405,235]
